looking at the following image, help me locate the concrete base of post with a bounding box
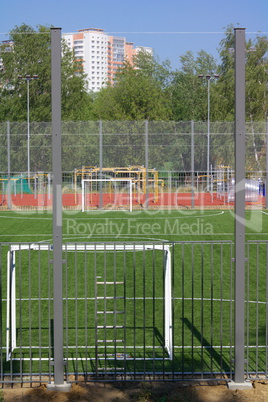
[46,382,71,392]
[227,381,252,390]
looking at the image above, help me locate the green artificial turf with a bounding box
[0,209,267,375]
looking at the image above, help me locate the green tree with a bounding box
[92,52,172,120]
[215,25,268,170]
[0,24,93,122]
[169,50,218,121]
[216,24,268,121]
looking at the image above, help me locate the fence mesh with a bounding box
[0,120,266,210]
[0,120,267,173]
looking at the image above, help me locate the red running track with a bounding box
[0,193,265,208]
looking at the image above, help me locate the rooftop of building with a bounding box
[78,28,104,33]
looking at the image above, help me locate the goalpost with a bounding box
[6,243,173,361]
[81,178,133,212]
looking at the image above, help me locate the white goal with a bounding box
[6,243,173,361]
[81,178,133,212]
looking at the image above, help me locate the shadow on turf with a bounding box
[181,317,231,375]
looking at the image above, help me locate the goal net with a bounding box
[81,178,133,211]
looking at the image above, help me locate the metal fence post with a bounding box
[145,119,149,209]
[265,113,268,209]
[231,27,251,389]
[191,121,195,209]
[99,119,103,209]
[48,27,70,392]
[7,121,11,210]
[207,80,210,191]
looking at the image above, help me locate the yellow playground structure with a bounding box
[74,166,163,204]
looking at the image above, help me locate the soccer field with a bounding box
[0,209,267,243]
[1,209,268,376]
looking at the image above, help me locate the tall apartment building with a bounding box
[63,28,153,92]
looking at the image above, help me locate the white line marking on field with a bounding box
[261,210,268,216]
[68,233,232,236]
[0,234,52,237]
[8,296,265,304]
[0,215,52,220]
[1,232,268,239]
[64,211,226,220]
[0,211,226,220]
[60,236,171,242]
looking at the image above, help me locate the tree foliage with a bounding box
[0,24,267,123]
[0,24,93,122]
[169,50,219,121]
[92,52,172,120]
[215,24,268,121]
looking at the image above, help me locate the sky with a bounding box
[1,0,268,69]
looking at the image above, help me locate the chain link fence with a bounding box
[0,120,267,173]
[0,121,266,209]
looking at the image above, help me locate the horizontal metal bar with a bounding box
[97,326,125,329]
[97,311,124,314]
[96,282,124,285]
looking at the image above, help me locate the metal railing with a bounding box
[0,241,229,383]
[245,240,268,380]
[1,240,267,384]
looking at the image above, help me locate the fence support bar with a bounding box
[232,27,251,388]
[48,27,71,392]
[266,116,268,209]
[191,121,195,209]
[7,121,11,210]
[145,119,149,209]
[99,119,103,209]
